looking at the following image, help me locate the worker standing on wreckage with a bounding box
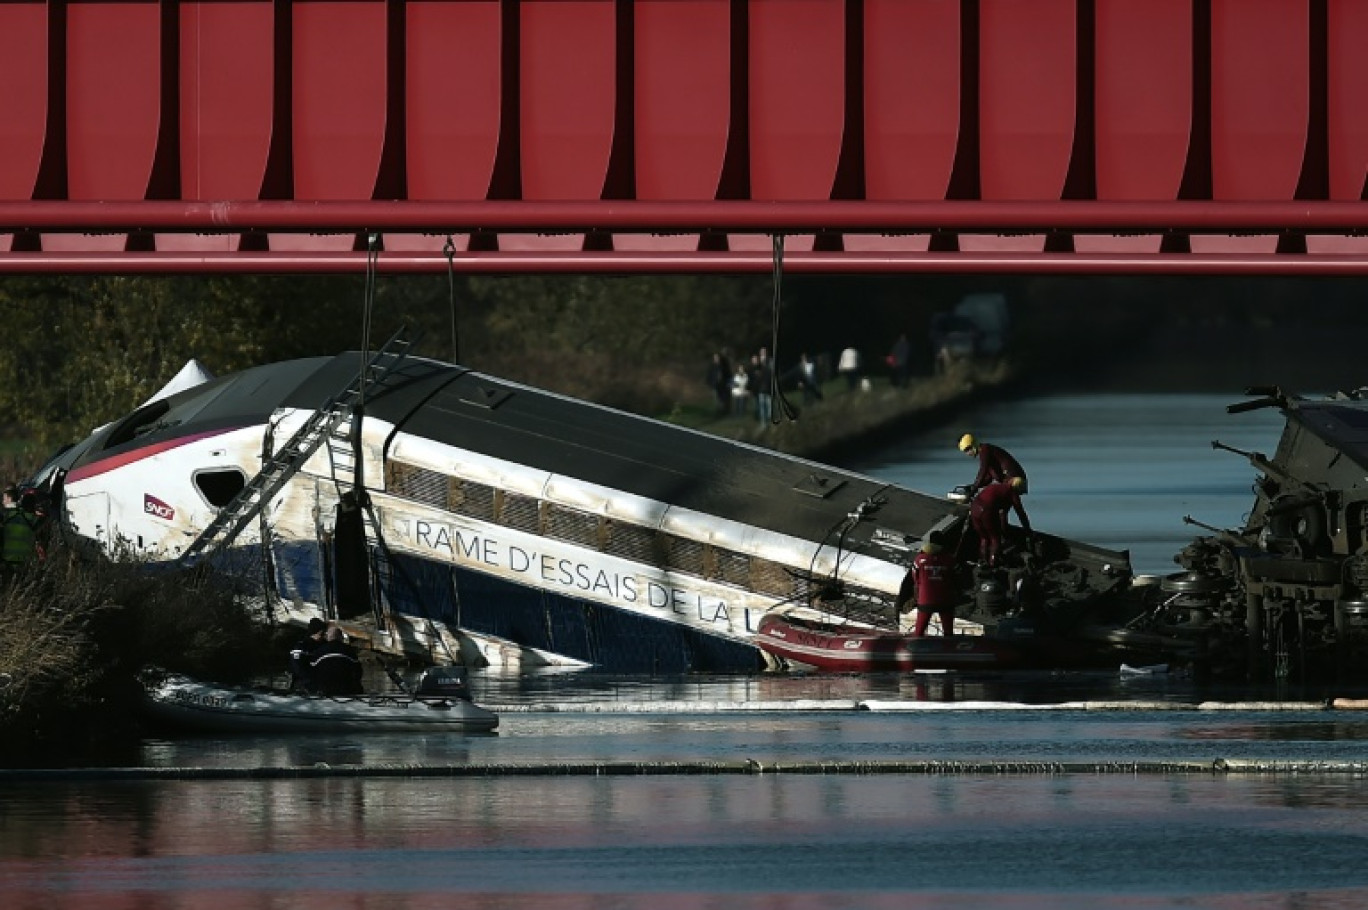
[955,433,1034,569]
[895,530,961,637]
[957,433,1029,496]
[964,477,1033,568]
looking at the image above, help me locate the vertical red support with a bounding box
[1325,0,1368,201]
[519,0,615,199]
[1311,0,1368,252]
[1196,0,1308,253]
[511,0,616,251]
[621,0,730,251]
[1082,0,1192,252]
[853,0,960,251]
[633,0,729,199]
[168,1,276,252]
[1208,0,1308,199]
[741,0,846,252]
[47,1,164,251]
[978,0,1076,198]
[0,1,47,250]
[0,2,47,200]
[395,0,503,252]
[968,0,1076,251]
[274,0,389,251]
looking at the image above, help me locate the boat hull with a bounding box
[142,674,499,734]
[757,613,1074,672]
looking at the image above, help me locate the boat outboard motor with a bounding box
[416,666,473,701]
[974,567,1009,613]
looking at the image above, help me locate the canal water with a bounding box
[7,392,1367,910]
[847,390,1291,577]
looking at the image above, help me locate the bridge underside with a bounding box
[2,0,1366,275]
[4,200,1368,275]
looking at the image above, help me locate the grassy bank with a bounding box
[664,357,1016,464]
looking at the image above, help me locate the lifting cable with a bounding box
[769,234,799,424]
[444,236,461,363]
[360,232,380,412]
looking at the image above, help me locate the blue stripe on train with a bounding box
[270,539,763,673]
[387,551,764,674]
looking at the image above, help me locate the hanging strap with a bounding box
[444,235,461,363]
[360,232,381,411]
[770,234,798,423]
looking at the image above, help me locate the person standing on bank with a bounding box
[837,346,862,391]
[753,349,774,425]
[1,485,40,578]
[896,530,960,637]
[958,433,1028,496]
[706,351,732,415]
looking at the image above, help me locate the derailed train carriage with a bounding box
[26,331,1140,674]
[1106,386,1368,682]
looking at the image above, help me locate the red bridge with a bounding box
[1,0,1365,275]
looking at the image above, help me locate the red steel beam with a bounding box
[3,201,1368,233]
[5,251,1368,275]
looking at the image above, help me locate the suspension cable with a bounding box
[360,232,380,411]
[770,233,798,423]
[444,235,461,363]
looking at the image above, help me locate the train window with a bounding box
[103,400,172,449]
[195,468,247,508]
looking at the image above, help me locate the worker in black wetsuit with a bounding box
[308,626,364,695]
[288,618,328,692]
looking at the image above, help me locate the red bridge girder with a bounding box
[1,0,1366,275]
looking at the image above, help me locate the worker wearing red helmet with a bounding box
[958,433,1028,496]
[967,476,1032,568]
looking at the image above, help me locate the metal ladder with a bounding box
[178,327,416,567]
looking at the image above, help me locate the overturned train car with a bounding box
[29,339,1134,674]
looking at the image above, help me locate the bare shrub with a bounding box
[0,550,273,766]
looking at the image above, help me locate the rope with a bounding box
[769,234,798,424]
[360,232,380,411]
[444,235,461,363]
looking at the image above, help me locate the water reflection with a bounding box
[846,393,1287,575]
[4,775,1368,909]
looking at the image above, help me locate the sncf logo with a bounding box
[144,495,175,521]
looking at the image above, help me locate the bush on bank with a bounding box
[0,549,275,767]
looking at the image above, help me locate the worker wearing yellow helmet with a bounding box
[967,475,1032,568]
[957,433,1028,496]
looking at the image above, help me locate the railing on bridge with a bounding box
[1,0,1365,274]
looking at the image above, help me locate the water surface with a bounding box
[4,393,1357,910]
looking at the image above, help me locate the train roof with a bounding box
[291,353,962,555]
[1285,394,1368,471]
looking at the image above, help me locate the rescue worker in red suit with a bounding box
[958,433,1028,495]
[896,531,960,637]
[967,476,1032,567]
